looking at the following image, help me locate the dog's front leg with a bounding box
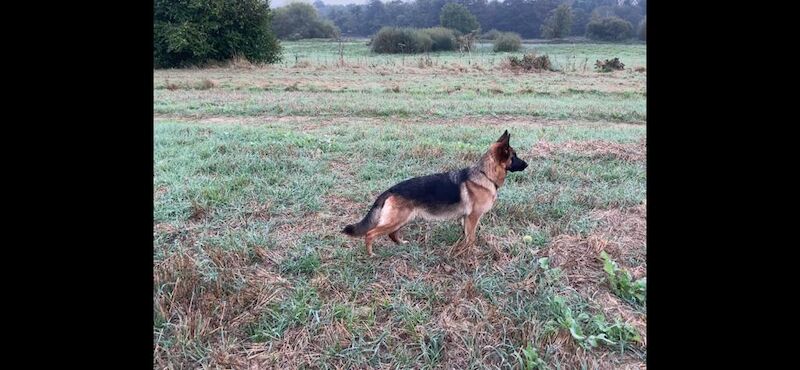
[463,212,482,247]
[451,212,482,258]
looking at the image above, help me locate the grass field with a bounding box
[154,40,646,369]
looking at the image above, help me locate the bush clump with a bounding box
[586,16,633,41]
[594,57,625,72]
[372,27,461,53]
[505,53,554,71]
[492,32,522,52]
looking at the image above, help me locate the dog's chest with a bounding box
[469,186,497,215]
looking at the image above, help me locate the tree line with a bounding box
[315,0,645,39]
[154,0,645,68]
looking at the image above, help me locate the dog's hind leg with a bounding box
[365,224,403,256]
[364,198,413,256]
[364,235,376,257]
[388,229,408,245]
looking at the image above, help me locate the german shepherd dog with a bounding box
[342,130,528,256]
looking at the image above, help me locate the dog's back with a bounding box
[385,168,470,213]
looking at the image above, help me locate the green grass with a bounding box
[154,40,646,369]
[154,89,645,122]
[601,251,646,306]
[277,39,646,69]
[155,40,645,123]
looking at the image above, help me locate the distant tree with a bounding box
[316,0,644,39]
[272,2,340,40]
[440,3,480,34]
[364,0,388,35]
[612,3,643,30]
[154,0,281,68]
[541,4,573,39]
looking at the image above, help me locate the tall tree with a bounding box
[440,2,480,34]
[154,0,282,68]
[541,4,573,39]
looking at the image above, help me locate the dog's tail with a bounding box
[342,192,390,237]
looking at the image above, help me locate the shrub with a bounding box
[370,27,432,54]
[493,32,522,52]
[585,16,633,41]
[154,0,282,68]
[422,27,457,52]
[505,53,554,71]
[594,57,625,72]
[456,31,479,53]
[481,29,502,40]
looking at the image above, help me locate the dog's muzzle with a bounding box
[507,157,528,172]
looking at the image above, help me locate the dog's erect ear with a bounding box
[496,130,510,147]
[494,130,511,161]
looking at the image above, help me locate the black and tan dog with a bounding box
[342,130,528,256]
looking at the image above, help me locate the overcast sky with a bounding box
[272,0,371,7]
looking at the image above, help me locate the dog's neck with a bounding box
[474,153,506,190]
[479,169,500,190]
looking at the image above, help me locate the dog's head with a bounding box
[491,130,528,173]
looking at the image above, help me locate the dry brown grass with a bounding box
[155,199,646,369]
[196,78,217,90]
[284,82,300,92]
[293,60,312,68]
[546,203,645,286]
[530,139,646,162]
[164,80,180,91]
[154,106,645,369]
[541,202,646,365]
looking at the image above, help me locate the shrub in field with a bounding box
[493,32,522,52]
[370,27,433,53]
[505,53,554,71]
[481,29,502,40]
[456,30,479,54]
[586,16,633,41]
[154,0,281,68]
[594,57,625,72]
[422,27,457,52]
